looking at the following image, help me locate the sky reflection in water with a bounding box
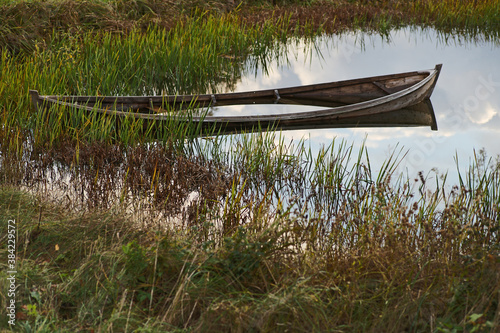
[218,28,500,183]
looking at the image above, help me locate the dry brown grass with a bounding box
[2,0,499,53]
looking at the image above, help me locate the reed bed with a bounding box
[0,11,294,155]
[1,137,498,331]
[2,0,500,54]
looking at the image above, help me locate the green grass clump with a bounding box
[0,11,294,154]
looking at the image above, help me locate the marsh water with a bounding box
[16,27,499,215]
[214,27,500,184]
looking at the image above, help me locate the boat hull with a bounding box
[29,64,442,133]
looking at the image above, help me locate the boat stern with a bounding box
[29,90,41,111]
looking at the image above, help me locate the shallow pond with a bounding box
[214,28,500,184]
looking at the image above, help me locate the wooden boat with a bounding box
[29,64,442,133]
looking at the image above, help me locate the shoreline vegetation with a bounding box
[2,0,500,53]
[1,0,500,332]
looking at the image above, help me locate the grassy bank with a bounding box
[1,144,499,331]
[2,0,500,54]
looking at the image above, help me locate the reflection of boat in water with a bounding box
[29,64,441,133]
[247,99,438,133]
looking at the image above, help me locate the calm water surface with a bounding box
[216,28,500,183]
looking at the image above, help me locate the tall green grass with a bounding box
[3,0,500,56]
[1,139,498,331]
[0,11,295,154]
[410,0,500,33]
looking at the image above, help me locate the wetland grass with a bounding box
[1,139,499,331]
[1,0,499,331]
[2,0,500,54]
[0,11,293,154]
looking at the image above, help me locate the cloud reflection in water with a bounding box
[224,28,500,183]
